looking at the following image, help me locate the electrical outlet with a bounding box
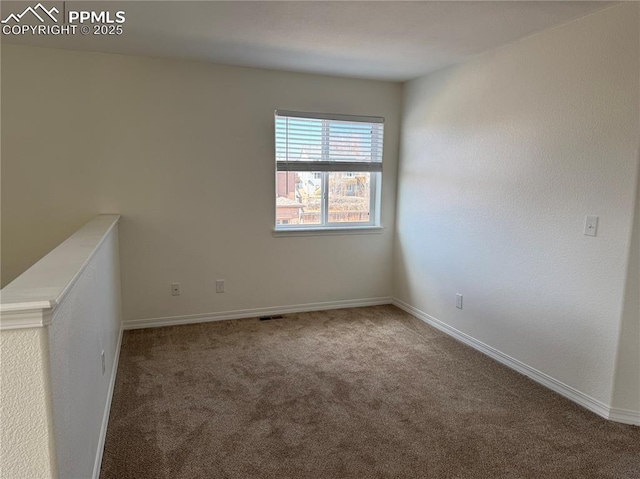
[171,283,181,296]
[216,280,225,293]
[456,293,463,309]
[101,350,106,375]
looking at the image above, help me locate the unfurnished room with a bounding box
[0,1,639,478]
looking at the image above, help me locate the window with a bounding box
[275,110,384,230]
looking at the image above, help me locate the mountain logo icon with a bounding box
[1,3,59,24]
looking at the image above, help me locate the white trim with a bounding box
[0,307,53,330]
[608,408,640,426]
[273,226,384,237]
[276,161,382,172]
[0,215,121,329]
[49,216,121,310]
[0,299,56,313]
[92,325,123,479]
[275,110,384,123]
[392,298,639,426]
[124,297,393,330]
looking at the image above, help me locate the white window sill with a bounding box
[272,226,384,237]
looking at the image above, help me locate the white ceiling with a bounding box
[2,1,615,81]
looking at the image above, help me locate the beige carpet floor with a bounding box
[100,305,639,478]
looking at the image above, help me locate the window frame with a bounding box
[274,110,384,232]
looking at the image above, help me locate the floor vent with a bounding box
[259,315,284,321]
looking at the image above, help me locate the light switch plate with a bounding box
[584,216,598,237]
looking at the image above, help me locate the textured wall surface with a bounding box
[1,47,401,321]
[0,328,57,479]
[394,2,639,406]
[48,225,122,479]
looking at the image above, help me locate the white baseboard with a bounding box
[608,408,640,426]
[123,297,393,330]
[392,298,639,426]
[92,325,124,479]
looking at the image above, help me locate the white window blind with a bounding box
[275,110,384,172]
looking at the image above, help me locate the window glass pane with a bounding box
[328,172,371,223]
[276,171,322,225]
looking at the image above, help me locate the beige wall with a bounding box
[1,46,402,321]
[394,2,639,407]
